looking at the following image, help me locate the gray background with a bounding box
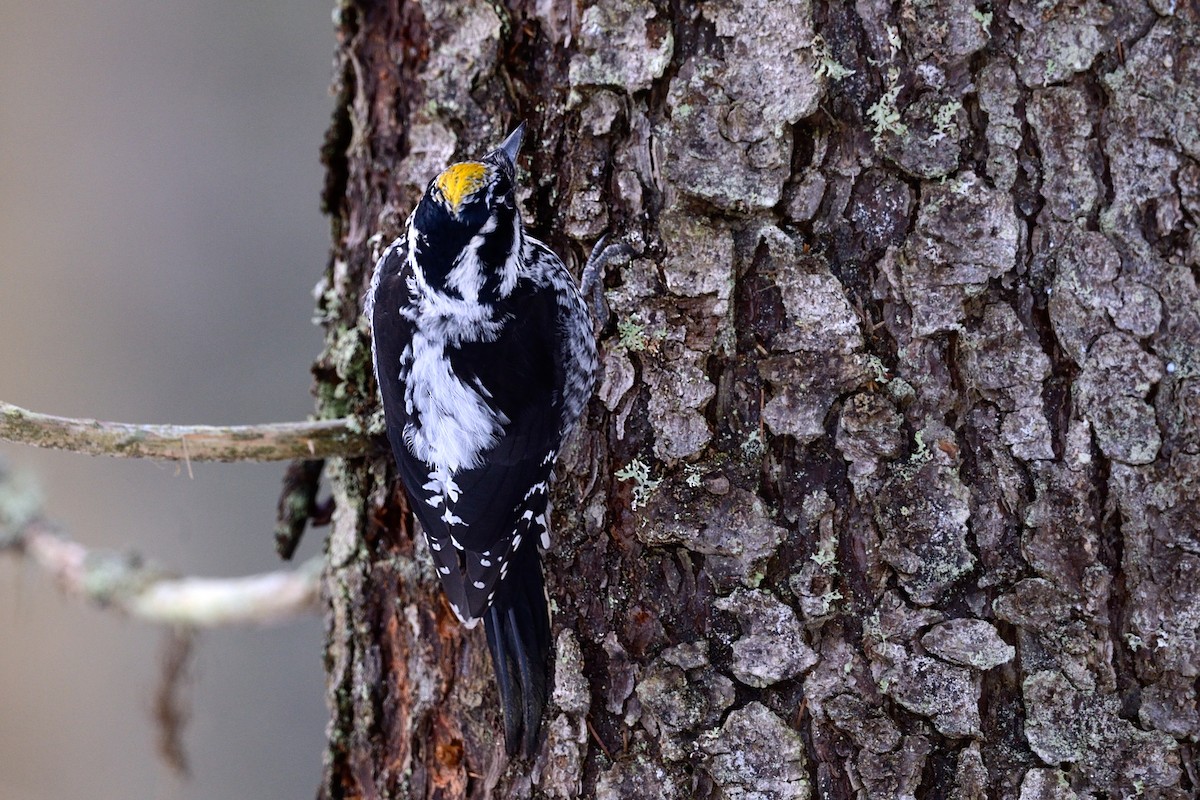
[1,1,335,797]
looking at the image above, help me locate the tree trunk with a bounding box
[311,1,1200,797]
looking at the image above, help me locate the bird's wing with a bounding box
[373,263,564,621]
[525,237,598,442]
[368,237,415,390]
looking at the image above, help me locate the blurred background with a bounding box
[0,1,335,798]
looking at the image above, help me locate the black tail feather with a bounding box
[484,607,522,753]
[482,547,551,757]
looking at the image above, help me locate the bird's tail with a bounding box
[483,545,551,757]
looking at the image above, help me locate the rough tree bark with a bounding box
[309,1,1199,797]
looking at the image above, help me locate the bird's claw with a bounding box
[581,233,633,325]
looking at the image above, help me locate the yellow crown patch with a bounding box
[435,162,487,212]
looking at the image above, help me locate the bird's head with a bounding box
[409,124,527,301]
[418,123,524,232]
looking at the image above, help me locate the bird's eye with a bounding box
[486,183,511,209]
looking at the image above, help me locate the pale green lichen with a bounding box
[886,24,902,51]
[316,323,374,421]
[866,354,890,383]
[911,430,932,463]
[810,536,838,568]
[616,458,662,510]
[931,99,962,142]
[971,8,993,37]
[813,589,843,615]
[617,317,666,353]
[813,35,855,82]
[868,68,908,145]
[894,429,934,480]
[887,376,916,405]
[864,609,887,642]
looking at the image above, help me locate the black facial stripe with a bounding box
[411,163,520,299]
[478,205,517,303]
[413,196,473,296]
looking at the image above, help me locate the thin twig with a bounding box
[0,400,372,462]
[182,435,194,479]
[154,628,195,776]
[585,717,616,762]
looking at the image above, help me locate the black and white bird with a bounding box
[366,124,597,756]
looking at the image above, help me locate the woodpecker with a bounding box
[366,123,597,756]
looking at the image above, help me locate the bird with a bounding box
[365,123,598,756]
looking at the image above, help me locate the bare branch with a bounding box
[0,400,373,462]
[0,459,322,627]
[12,523,323,626]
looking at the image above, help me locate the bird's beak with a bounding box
[497,122,525,165]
